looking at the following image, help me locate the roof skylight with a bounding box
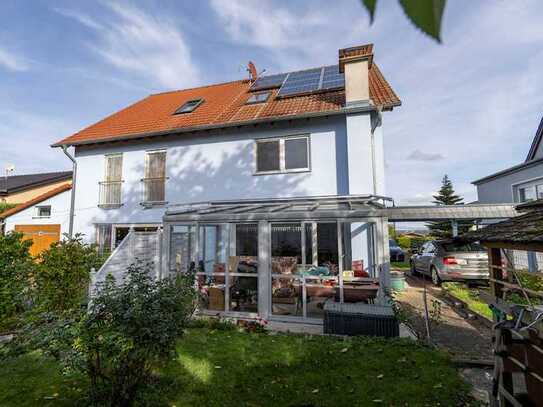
[173,98,204,114]
[246,91,271,104]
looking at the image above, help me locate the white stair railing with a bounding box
[90,229,162,296]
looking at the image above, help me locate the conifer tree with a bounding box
[427,175,472,238]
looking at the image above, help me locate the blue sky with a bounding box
[1,0,543,205]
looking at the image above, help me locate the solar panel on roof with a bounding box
[276,65,345,98]
[250,73,288,91]
[277,68,322,97]
[321,65,345,90]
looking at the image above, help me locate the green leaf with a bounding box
[361,0,378,23]
[399,0,446,42]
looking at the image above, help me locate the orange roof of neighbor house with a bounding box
[0,184,72,219]
[53,56,400,147]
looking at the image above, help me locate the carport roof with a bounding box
[384,203,518,222]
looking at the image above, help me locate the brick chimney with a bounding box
[339,44,373,106]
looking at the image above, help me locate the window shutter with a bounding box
[144,151,167,203]
[106,155,123,181]
[146,151,166,179]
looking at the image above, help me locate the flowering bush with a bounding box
[19,262,197,406]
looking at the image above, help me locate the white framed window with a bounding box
[99,154,123,207]
[35,205,51,218]
[254,135,310,174]
[143,150,167,205]
[537,184,543,200]
[518,186,536,202]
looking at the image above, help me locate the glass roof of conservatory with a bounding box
[163,195,390,223]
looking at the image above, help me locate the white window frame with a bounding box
[512,176,543,202]
[254,134,311,175]
[34,205,51,218]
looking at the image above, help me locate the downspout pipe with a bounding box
[61,145,77,238]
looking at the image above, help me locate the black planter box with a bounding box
[323,302,399,337]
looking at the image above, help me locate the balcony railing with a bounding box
[98,181,123,208]
[141,177,168,206]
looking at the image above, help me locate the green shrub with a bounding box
[0,232,34,328]
[34,234,105,313]
[28,262,197,406]
[0,202,16,214]
[507,272,543,306]
[396,236,411,249]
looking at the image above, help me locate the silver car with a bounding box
[410,240,488,285]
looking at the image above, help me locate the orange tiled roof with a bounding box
[0,184,72,219]
[54,63,400,147]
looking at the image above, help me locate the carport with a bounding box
[384,203,518,236]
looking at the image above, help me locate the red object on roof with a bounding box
[0,184,72,219]
[53,59,400,147]
[248,61,258,81]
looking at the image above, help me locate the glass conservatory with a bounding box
[161,195,391,324]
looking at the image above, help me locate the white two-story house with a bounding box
[53,44,399,250]
[52,44,401,323]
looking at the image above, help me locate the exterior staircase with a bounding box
[90,230,162,295]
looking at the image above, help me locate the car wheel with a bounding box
[431,267,441,287]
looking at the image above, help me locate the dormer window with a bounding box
[246,91,270,104]
[174,99,204,114]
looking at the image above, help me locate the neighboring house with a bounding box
[0,171,72,205]
[0,184,72,256]
[473,116,543,204]
[472,116,543,270]
[52,44,400,254]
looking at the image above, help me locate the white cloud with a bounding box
[54,2,199,90]
[0,109,76,174]
[381,1,543,206]
[210,0,377,71]
[406,149,444,162]
[210,0,324,50]
[53,7,104,30]
[0,47,28,72]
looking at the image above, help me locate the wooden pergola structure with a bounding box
[467,200,543,407]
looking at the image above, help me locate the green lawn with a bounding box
[0,327,475,406]
[391,261,410,271]
[442,282,493,320]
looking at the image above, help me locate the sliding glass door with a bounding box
[229,224,258,313]
[269,220,377,321]
[167,219,378,321]
[270,222,341,321]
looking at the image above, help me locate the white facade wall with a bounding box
[4,190,71,235]
[345,112,375,195]
[72,115,385,243]
[372,123,386,196]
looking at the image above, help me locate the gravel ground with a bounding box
[395,274,494,402]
